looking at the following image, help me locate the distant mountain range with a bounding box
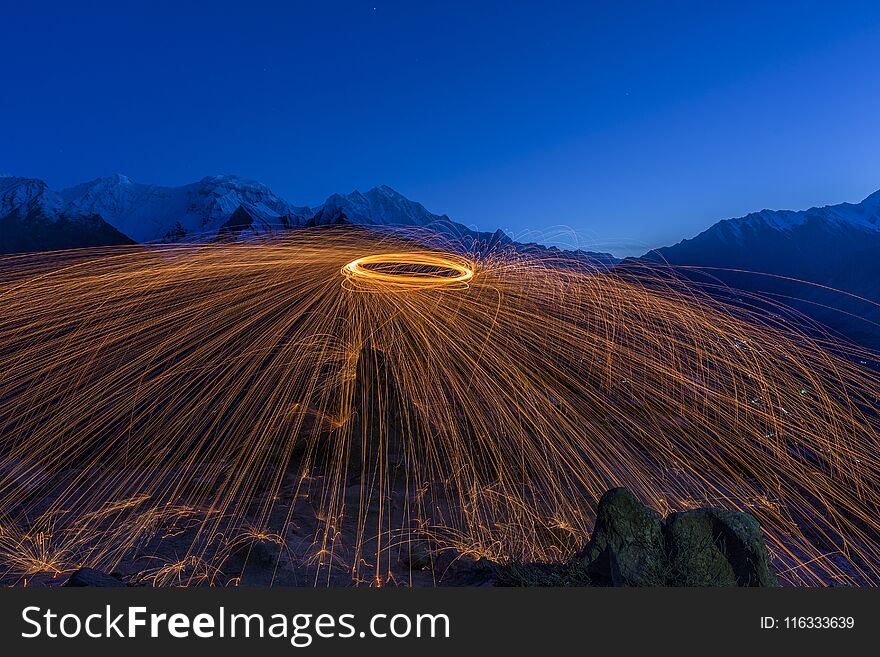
[2,173,880,347]
[0,176,135,253]
[0,174,619,265]
[644,189,880,348]
[0,174,463,246]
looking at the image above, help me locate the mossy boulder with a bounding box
[580,488,779,587]
[665,508,778,586]
[582,487,666,586]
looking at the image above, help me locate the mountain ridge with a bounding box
[650,189,880,253]
[56,173,314,243]
[0,175,135,253]
[0,174,615,264]
[3,173,880,344]
[644,188,880,348]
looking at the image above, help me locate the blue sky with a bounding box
[2,0,880,255]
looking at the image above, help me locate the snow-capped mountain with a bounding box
[0,173,614,265]
[4,171,878,344]
[312,184,457,228]
[1,176,60,216]
[308,184,518,248]
[0,176,133,253]
[0,174,531,254]
[59,174,314,243]
[656,189,880,248]
[645,190,880,347]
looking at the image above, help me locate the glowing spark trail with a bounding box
[0,227,878,586]
[342,252,474,289]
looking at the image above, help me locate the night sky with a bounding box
[2,0,880,255]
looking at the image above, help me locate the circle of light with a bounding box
[341,252,474,287]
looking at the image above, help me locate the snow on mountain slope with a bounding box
[679,189,880,246]
[312,185,455,228]
[0,176,133,254]
[59,174,314,243]
[1,176,62,217]
[648,188,880,265]
[1,174,617,265]
[4,175,500,248]
[645,189,880,348]
[310,185,537,254]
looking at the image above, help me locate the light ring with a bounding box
[341,252,474,289]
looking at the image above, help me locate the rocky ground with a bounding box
[41,487,779,588]
[495,487,778,587]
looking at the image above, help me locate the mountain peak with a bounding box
[0,176,57,216]
[860,188,880,208]
[1,174,615,262]
[0,175,48,192]
[198,173,252,186]
[76,173,135,187]
[320,185,447,229]
[370,184,402,196]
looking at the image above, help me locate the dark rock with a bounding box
[63,567,126,587]
[580,488,779,586]
[218,204,254,238]
[665,508,779,587]
[582,487,665,586]
[585,545,623,586]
